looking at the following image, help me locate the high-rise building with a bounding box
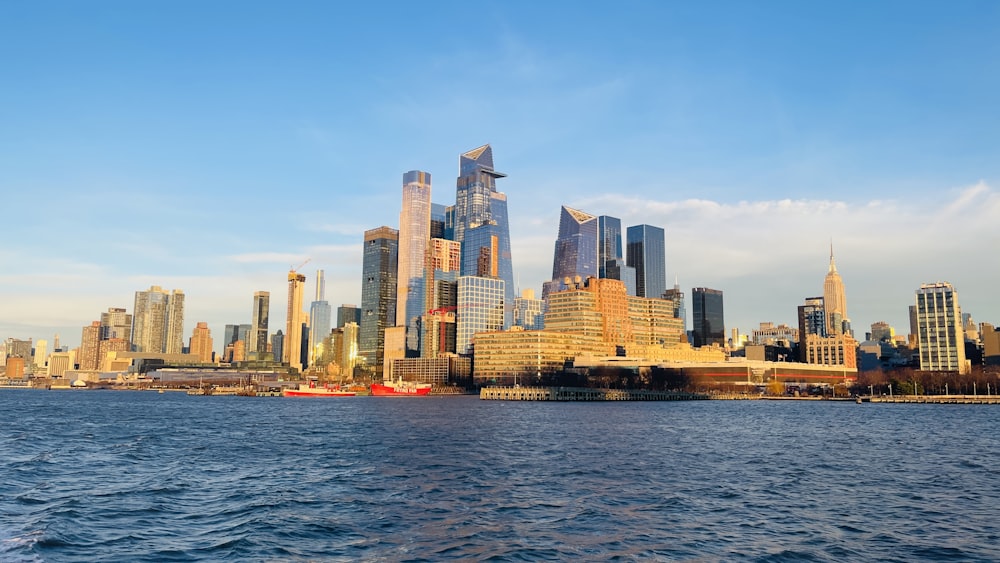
[421,238,461,357]
[453,145,515,327]
[626,224,666,299]
[33,339,48,370]
[430,203,448,239]
[285,269,306,372]
[551,206,598,283]
[604,258,637,297]
[456,276,505,356]
[189,322,214,363]
[691,287,725,347]
[100,307,132,344]
[663,279,686,331]
[915,282,968,374]
[132,286,183,354]
[309,270,332,365]
[598,215,623,279]
[250,291,269,354]
[359,226,398,374]
[396,170,432,355]
[798,296,827,362]
[513,289,544,331]
[823,244,849,335]
[79,322,101,370]
[271,330,284,364]
[337,305,361,329]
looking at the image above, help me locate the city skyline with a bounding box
[3,3,1000,348]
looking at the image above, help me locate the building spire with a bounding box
[828,240,837,273]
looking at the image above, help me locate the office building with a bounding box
[823,244,849,335]
[691,287,725,347]
[603,258,637,296]
[309,270,332,365]
[250,291,269,354]
[663,279,686,330]
[453,145,515,327]
[598,215,623,279]
[359,226,398,374]
[285,269,306,372]
[798,296,826,361]
[626,224,666,299]
[396,170,432,354]
[513,289,544,331]
[421,238,461,357]
[79,322,101,370]
[456,276,505,356]
[551,205,598,282]
[915,282,968,374]
[271,330,284,365]
[100,307,132,345]
[189,322,214,363]
[337,305,361,329]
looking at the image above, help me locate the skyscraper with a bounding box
[271,330,284,364]
[797,296,826,361]
[250,291,269,354]
[453,145,515,327]
[79,322,101,370]
[396,170,432,355]
[691,287,725,347]
[598,215,623,278]
[309,270,332,365]
[915,282,968,374]
[626,224,666,299]
[132,286,184,354]
[456,276,505,355]
[337,305,361,329]
[663,279,686,331]
[421,237,461,357]
[823,244,849,335]
[551,206,598,282]
[100,307,132,344]
[189,322,214,363]
[359,226,398,375]
[285,269,306,372]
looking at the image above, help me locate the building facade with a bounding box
[396,170,432,355]
[359,226,398,374]
[915,282,968,374]
[131,286,184,354]
[285,270,306,372]
[598,215,623,279]
[250,291,269,354]
[626,224,666,298]
[456,276,505,355]
[691,287,725,348]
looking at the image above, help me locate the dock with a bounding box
[479,386,709,401]
[867,394,1000,404]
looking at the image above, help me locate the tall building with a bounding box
[663,279,686,331]
[79,322,101,370]
[598,215,623,279]
[250,291,269,354]
[551,206,598,282]
[604,258,637,296]
[33,339,48,370]
[309,270,332,364]
[100,307,132,344]
[271,330,284,364]
[691,287,725,347]
[285,269,307,372]
[626,224,666,299]
[430,203,448,239]
[456,276,505,356]
[453,145,515,327]
[915,282,968,374]
[359,226,398,374]
[337,305,361,329]
[798,296,827,362]
[421,238,461,357]
[513,289,544,331]
[823,244,849,335]
[132,286,183,354]
[396,170,432,355]
[189,322,214,363]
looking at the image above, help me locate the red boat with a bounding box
[282,382,356,397]
[370,378,432,396]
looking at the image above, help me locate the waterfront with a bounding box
[2,390,999,561]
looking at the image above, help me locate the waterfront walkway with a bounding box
[480,386,708,401]
[868,394,1000,404]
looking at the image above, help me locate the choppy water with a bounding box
[2,390,999,561]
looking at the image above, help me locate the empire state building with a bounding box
[823,244,848,335]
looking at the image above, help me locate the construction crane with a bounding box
[290,257,311,273]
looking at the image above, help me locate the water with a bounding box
[2,390,999,562]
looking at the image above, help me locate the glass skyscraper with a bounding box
[456,276,505,356]
[360,226,398,374]
[454,145,515,328]
[626,224,666,299]
[692,287,725,347]
[396,170,432,355]
[551,205,598,282]
[598,215,623,278]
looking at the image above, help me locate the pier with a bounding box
[480,386,709,401]
[867,394,1000,404]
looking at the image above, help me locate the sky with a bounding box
[2,1,999,351]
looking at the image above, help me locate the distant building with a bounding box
[285,269,306,372]
[691,288,725,348]
[100,307,132,346]
[915,282,968,374]
[513,289,544,331]
[396,171,432,355]
[626,224,666,299]
[250,291,269,354]
[663,280,686,331]
[597,215,623,279]
[752,322,798,346]
[270,330,284,365]
[456,276,505,356]
[79,322,102,371]
[337,305,361,329]
[132,286,184,354]
[359,226,398,375]
[823,244,849,335]
[421,238,461,358]
[189,322,214,363]
[798,296,827,361]
[309,270,332,365]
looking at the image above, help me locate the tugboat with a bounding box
[370,378,432,396]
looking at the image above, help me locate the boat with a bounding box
[370,378,432,396]
[282,381,356,398]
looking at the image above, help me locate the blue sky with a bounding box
[2,1,999,350]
